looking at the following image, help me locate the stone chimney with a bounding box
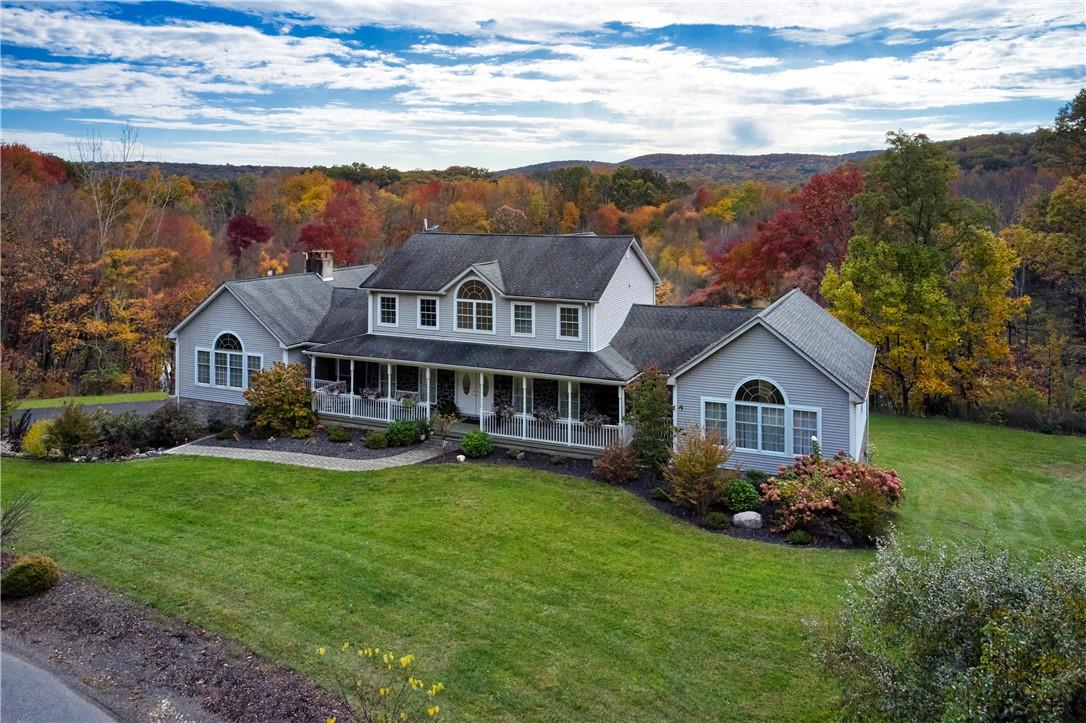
[305,249,334,280]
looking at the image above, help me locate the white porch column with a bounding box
[425,366,432,413]
[479,372,485,429]
[386,363,392,421]
[310,356,316,391]
[618,384,626,441]
[566,381,573,445]
[349,360,355,395]
[521,376,528,439]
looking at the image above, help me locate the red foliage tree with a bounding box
[296,180,378,264]
[225,214,273,259]
[690,166,863,304]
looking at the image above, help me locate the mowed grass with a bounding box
[16,391,168,409]
[2,415,1084,720]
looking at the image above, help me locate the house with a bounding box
[168,233,875,472]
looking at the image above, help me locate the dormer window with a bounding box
[455,280,493,332]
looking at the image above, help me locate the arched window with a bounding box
[455,280,494,332]
[195,332,262,390]
[734,379,786,453]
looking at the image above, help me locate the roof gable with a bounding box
[363,232,650,301]
[610,305,759,374]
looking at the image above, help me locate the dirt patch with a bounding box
[2,557,353,723]
[193,426,407,460]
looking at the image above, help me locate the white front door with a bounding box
[456,371,477,417]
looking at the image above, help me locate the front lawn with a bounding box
[15,391,169,409]
[2,415,1083,721]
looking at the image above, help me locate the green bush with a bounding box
[243,362,315,436]
[290,427,313,439]
[745,469,770,486]
[651,486,670,501]
[593,441,639,485]
[46,402,97,459]
[215,427,236,440]
[838,484,893,545]
[365,431,388,449]
[145,404,199,447]
[326,425,352,443]
[820,538,1086,722]
[206,415,227,433]
[460,430,493,458]
[786,529,812,545]
[703,511,730,530]
[429,412,455,440]
[725,479,761,513]
[1,554,60,598]
[21,420,53,458]
[94,409,147,457]
[386,419,421,447]
[624,365,676,472]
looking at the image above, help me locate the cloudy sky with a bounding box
[1,1,1083,169]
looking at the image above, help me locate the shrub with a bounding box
[215,427,236,440]
[290,427,313,439]
[460,430,493,458]
[318,643,445,723]
[624,365,676,472]
[820,538,1086,722]
[651,486,670,501]
[664,427,733,517]
[1,492,36,547]
[145,404,200,448]
[206,415,227,434]
[724,479,761,513]
[22,420,53,457]
[5,410,32,452]
[326,424,352,443]
[250,426,273,440]
[1,554,60,598]
[386,419,420,447]
[761,454,904,540]
[364,431,388,449]
[0,367,19,424]
[93,410,148,457]
[593,440,639,485]
[243,362,315,436]
[745,469,770,486]
[703,511,730,530]
[435,393,458,418]
[786,529,811,545]
[429,412,455,441]
[46,403,97,459]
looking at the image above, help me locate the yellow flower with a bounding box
[326,717,336,723]
[318,646,326,656]
[428,705,440,717]
[341,642,350,651]
[428,682,444,696]
[357,649,365,656]
[379,687,390,697]
[399,654,415,668]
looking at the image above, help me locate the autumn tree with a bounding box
[1036,89,1086,175]
[296,180,380,264]
[225,214,273,260]
[490,204,529,233]
[445,200,490,232]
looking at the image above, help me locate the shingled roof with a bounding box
[609,305,760,374]
[361,232,649,300]
[223,273,333,347]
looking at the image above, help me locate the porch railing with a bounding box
[313,389,430,423]
[480,410,623,450]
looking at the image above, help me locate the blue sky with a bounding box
[1,1,1082,169]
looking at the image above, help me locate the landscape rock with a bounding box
[732,511,763,529]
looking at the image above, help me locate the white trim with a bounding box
[281,349,290,364]
[626,239,662,285]
[173,340,180,402]
[437,265,504,295]
[510,301,535,337]
[731,375,790,406]
[377,294,399,327]
[416,296,440,330]
[699,395,729,440]
[167,284,289,349]
[453,279,497,335]
[556,304,582,341]
[790,405,822,457]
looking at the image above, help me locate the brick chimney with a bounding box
[304,249,334,280]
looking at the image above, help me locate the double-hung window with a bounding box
[200,333,259,390]
[557,305,581,340]
[417,297,438,329]
[792,409,819,455]
[558,380,580,420]
[378,295,398,326]
[702,399,728,441]
[196,350,211,385]
[512,376,534,415]
[512,303,534,336]
[455,281,494,332]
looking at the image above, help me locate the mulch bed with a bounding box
[425,445,849,548]
[1,555,354,723]
[193,426,405,460]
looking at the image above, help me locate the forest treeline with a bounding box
[1,92,1083,432]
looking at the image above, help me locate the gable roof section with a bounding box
[329,264,376,288]
[609,305,760,374]
[309,287,369,344]
[363,232,655,301]
[225,273,334,347]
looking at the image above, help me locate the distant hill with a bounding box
[92,161,303,182]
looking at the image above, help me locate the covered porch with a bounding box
[307,354,628,451]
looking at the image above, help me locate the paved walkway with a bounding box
[1,650,117,723]
[165,439,447,471]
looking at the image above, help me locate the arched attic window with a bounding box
[455,280,494,332]
[734,379,786,453]
[199,332,261,389]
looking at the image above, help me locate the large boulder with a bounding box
[732,511,763,529]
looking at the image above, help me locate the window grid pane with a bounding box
[559,307,580,338]
[197,351,211,384]
[476,302,493,331]
[228,353,243,388]
[214,352,228,386]
[793,410,818,455]
[419,299,437,327]
[735,404,758,449]
[513,304,533,334]
[380,296,397,325]
[246,355,261,388]
[761,406,785,452]
[456,300,473,329]
[704,401,727,440]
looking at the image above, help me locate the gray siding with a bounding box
[368,275,592,352]
[594,247,655,350]
[673,323,852,473]
[176,290,282,405]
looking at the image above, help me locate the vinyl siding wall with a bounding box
[176,290,282,405]
[593,247,656,350]
[368,275,593,352]
[673,323,852,473]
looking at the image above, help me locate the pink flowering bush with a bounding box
[761,453,903,544]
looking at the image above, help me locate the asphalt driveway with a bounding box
[1,650,117,723]
[22,399,166,423]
